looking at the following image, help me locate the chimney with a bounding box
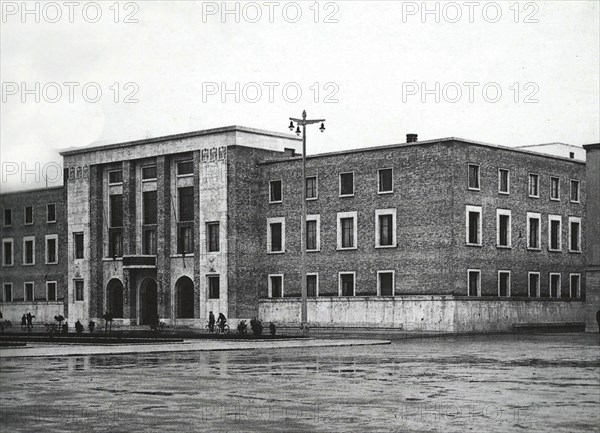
[406,133,418,143]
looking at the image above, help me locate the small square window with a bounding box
[378,271,394,296]
[47,282,57,301]
[468,164,480,190]
[378,169,393,193]
[339,273,355,297]
[269,275,283,298]
[108,170,123,184]
[177,161,194,176]
[142,165,157,180]
[340,172,354,196]
[270,180,282,203]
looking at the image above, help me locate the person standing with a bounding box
[26,312,34,333]
[21,314,27,331]
[208,311,215,333]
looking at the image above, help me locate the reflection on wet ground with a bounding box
[1,333,598,433]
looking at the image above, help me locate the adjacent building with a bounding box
[0,126,597,332]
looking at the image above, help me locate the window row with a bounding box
[465,207,582,252]
[2,204,57,227]
[2,235,59,266]
[267,271,395,298]
[2,281,61,302]
[467,164,581,202]
[107,160,194,185]
[267,210,397,253]
[467,270,581,299]
[269,168,394,203]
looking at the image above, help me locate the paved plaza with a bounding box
[0,333,598,432]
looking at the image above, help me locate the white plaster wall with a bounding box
[1,301,64,323]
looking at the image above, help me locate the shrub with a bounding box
[88,321,95,333]
[250,317,263,336]
[75,320,84,334]
[237,320,247,334]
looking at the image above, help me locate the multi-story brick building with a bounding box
[0,187,67,322]
[0,126,597,332]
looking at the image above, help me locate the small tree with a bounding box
[54,314,65,333]
[75,320,84,334]
[250,317,263,336]
[237,320,248,334]
[88,320,96,334]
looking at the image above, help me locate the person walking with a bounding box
[208,311,215,333]
[21,314,27,331]
[26,312,34,333]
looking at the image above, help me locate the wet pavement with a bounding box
[0,333,598,433]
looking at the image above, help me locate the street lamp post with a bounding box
[288,110,325,336]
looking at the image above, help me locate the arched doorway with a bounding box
[106,278,124,318]
[140,278,158,325]
[176,276,194,318]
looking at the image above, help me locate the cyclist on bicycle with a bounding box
[217,313,227,333]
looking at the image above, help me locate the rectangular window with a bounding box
[307,274,318,297]
[143,191,158,225]
[2,239,14,266]
[45,235,58,264]
[24,206,33,225]
[570,274,581,299]
[529,173,539,198]
[550,177,560,200]
[466,206,482,246]
[178,187,194,222]
[24,282,34,301]
[498,169,509,194]
[378,168,393,193]
[569,217,581,252]
[549,273,561,298]
[270,180,282,203]
[376,209,396,247]
[109,229,123,257]
[177,160,194,176]
[143,229,156,255]
[23,237,35,265]
[337,212,357,249]
[208,275,220,299]
[110,195,123,227]
[108,170,123,184]
[496,209,511,248]
[498,271,511,297]
[548,215,562,252]
[468,164,480,190]
[527,212,541,250]
[4,208,12,226]
[177,225,194,254]
[74,232,84,259]
[47,281,57,301]
[339,172,354,196]
[570,180,580,203]
[3,283,12,302]
[269,275,283,298]
[378,271,394,296]
[528,272,540,298]
[306,176,317,199]
[207,222,220,252]
[339,272,355,297]
[267,218,285,253]
[142,165,157,180]
[467,270,481,297]
[75,280,84,301]
[47,204,56,223]
[306,219,318,251]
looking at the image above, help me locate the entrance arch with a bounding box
[106,278,124,318]
[176,276,194,318]
[139,277,158,325]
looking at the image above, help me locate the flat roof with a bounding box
[59,125,301,156]
[0,185,63,196]
[258,137,587,166]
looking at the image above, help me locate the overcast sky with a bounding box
[1,1,598,192]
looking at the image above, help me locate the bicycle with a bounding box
[205,322,215,334]
[215,324,230,335]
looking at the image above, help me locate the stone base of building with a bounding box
[584,269,600,332]
[0,302,65,324]
[258,296,587,332]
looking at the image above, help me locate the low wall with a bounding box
[258,297,586,332]
[0,301,65,324]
